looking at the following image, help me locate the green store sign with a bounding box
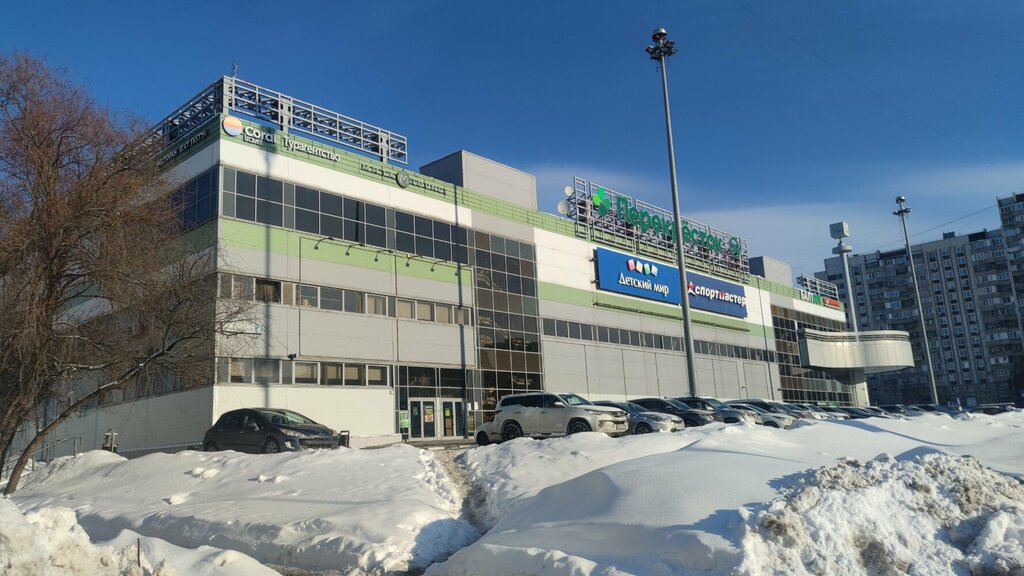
[591,186,742,260]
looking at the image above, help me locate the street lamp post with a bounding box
[647,28,698,396]
[893,196,939,404]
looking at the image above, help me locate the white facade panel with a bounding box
[212,384,395,437]
[534,229,595,292]
[396,321,475,367]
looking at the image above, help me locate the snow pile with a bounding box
[0,497,143,576]
[740,451,1024,575]
[430,412,1024,575]
[0,497,276,575]
[12,445,477,574]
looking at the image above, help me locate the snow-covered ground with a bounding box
[3,412,1022,575]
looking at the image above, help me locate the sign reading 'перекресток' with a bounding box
[594,247,748,318]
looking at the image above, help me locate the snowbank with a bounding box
[0,497,277,575]
[429,412,1024,575]
[12,445,477,574]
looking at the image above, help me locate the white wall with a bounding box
[212,384,395,437]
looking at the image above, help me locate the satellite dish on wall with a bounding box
[564,185,574,197]
[557,200,570,215]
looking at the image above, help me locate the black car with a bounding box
[629,397,717,427]
[204,408,341,454]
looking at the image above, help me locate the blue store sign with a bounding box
[594,247,682,305]
[594,248,748,318]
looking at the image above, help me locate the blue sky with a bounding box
[3,1,1021,277]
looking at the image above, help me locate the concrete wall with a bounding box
[39,387,216,456]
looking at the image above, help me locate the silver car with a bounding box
[494,392,629,441]
[593,401,685,434]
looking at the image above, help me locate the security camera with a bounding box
[652,28,667,41]
[895,195,906,203]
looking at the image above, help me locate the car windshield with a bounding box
[734,404,767,414]
[557,393,592,406]
[665,398,693,411]
[702,398,729,410]
[257,409,316,426]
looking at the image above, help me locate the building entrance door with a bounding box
[408,398,464,439]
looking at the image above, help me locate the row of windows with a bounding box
[217,358,391,386]
[222,167,471,264]
[218,274,472,325]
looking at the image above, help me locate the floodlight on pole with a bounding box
[893,195,939,404]
[829,221,858,333]
[646,28,698,396]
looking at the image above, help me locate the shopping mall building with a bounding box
[53,77,913,451]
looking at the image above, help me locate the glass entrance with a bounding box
[408,398,463,439]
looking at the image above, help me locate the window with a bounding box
[298,285,319,307]
[256,280,282,304]
[232,276,254,301]
[344,290,364,313]
[344,365,364,386]
[417,301,434,321]
[320,287,343,311]
[435,305,452,324]
[294,362,319,384]
[455,307,472,325]
[322,363,344,385]
[253,359,279,383]
[367,294,388,316]
[397,299,415,319]
[367,366,388,386]
[229,358,252,383]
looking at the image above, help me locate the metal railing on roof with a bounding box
[151,76,408,164]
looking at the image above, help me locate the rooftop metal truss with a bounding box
[152,76,408,164]
[798,274,840,299]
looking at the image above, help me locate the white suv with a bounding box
[495,392,629,441]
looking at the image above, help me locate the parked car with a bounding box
[819,406,851,420]
[475,420,499,446]
[674,396,758,424]
[725,402,796,428]
[494,392,629,441]
[860,406,899,418]
[836,406,875,419]
[781,403,833,420]
[878,404,910,415]
[969,403,1015,415]
[629,397,718,427]
[204,408,340,454]
[593,401,685,434]
[789,403,833,420]
[912,404,964,416]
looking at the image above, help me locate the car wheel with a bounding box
[764,421,779,428]
[501,421,523,442]
[262,437,281,453]
[476,431,491,446]
[634,423,653,434]
[567,419,592,435]
[203,441,218,452]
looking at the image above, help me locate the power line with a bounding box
[785,203,1001,272]
[731,0,988,163]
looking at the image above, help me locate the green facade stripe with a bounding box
[220,219,471,288]
[162,115,836,312]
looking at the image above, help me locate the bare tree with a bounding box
[0,54,249,493]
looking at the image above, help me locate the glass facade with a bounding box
[771,305,854,405]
